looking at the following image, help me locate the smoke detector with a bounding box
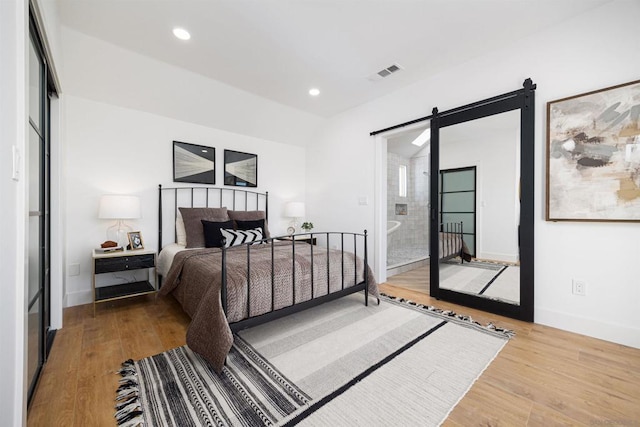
[367,63,403,82]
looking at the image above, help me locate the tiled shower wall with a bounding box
[387,152,429,267]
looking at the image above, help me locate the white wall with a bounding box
[307,0,640,348]
[60,26,323,148]
[440,115,520,263]
[64,95,307,306]
[55,21,319,307]
[0,0,28,424]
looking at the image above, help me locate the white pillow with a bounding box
[220,228,263,248]
[176,211,187,246]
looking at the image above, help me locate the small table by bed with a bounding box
[92,248,157,316]
[277,235,317,245]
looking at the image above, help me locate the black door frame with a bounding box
[27,8,55,406]
[439,166,477,257]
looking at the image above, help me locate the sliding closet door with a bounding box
[27,15,52,405]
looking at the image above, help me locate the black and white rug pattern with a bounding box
[116,294,512,426]
[116,340,309,427]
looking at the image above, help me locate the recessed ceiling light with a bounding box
[173,27,191,41]
[309,88,320,96]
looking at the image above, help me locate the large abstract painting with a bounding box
[224,150,257,187]
[547,79,640,221]
[173,141,215,185]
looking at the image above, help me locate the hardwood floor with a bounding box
[28,279,640,426]
[27,295,191,426]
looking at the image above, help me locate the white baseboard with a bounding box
[477,252,519,264]
[535,307,640,349]
[65,289,93,307]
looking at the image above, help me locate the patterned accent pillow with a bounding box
[235,219,265,237]
[220,228,264,248]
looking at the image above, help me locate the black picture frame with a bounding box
[224,149,258,187]
[173,141,215,185]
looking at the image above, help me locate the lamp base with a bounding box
[287,218,301,235]
[106,220,132,248]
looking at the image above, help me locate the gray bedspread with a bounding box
[160,241,378,372]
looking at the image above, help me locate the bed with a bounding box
[439,222,471,263]
[156,185,378,372]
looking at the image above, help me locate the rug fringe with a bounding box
[115,359,144,426]
[380,293,515,338]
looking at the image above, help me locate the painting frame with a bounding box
[173,141,216,185]
[546,79,640,222]
[127,231,144,250]
[224,149,258,188]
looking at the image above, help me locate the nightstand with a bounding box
[278,235,317,245]
[92,248,157,316]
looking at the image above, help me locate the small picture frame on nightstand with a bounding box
[127,231,144,250]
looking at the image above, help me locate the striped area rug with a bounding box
[440,260,507,295]
[115,342,309,426]
[116,294,511,426]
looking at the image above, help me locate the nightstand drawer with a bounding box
[95,253,155,274]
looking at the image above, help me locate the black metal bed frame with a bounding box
[221,231,369,332]
[158,184,371,332]
[440,221,465,263]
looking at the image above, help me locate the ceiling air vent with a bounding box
[368,63,403,82]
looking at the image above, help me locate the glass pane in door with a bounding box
[28,127,42,303]
[28,38,42,130]
[27,300,41,389]
[27,30,44,401]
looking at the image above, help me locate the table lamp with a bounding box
[98,194,141,247]
[284,201,305,234]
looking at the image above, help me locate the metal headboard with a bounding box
[157,184,269,253]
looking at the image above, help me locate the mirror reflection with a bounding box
[438,110,521,305]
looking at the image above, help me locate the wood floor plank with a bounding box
[379,282,640,425]
[28,364,78,426]
[27,275,640,426]
[41,324,83,374]
[73,374,119,427]
[444,380,533,426]
[527,402,589,427]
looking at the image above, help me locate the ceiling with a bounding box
[55,0,609,118]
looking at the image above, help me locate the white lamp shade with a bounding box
[98,195,141,219]
[285,201,305,218]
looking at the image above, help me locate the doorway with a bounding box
[385,125,430,277]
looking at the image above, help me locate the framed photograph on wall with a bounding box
[173,141,215,185]
[127,231,144,250]
[546,79,640,222]
[224,149,257,187]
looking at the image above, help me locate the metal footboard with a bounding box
[440,222,465,263]
[221,231,370,332]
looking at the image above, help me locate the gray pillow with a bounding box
[179,207,229,248]
[228,210,270,238]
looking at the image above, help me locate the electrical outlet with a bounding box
[572,279,586,296]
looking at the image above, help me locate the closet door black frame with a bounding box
[27,9,54,406]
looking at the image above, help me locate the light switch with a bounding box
[358,196,368,206]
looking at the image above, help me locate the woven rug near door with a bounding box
[115,294,512,426]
